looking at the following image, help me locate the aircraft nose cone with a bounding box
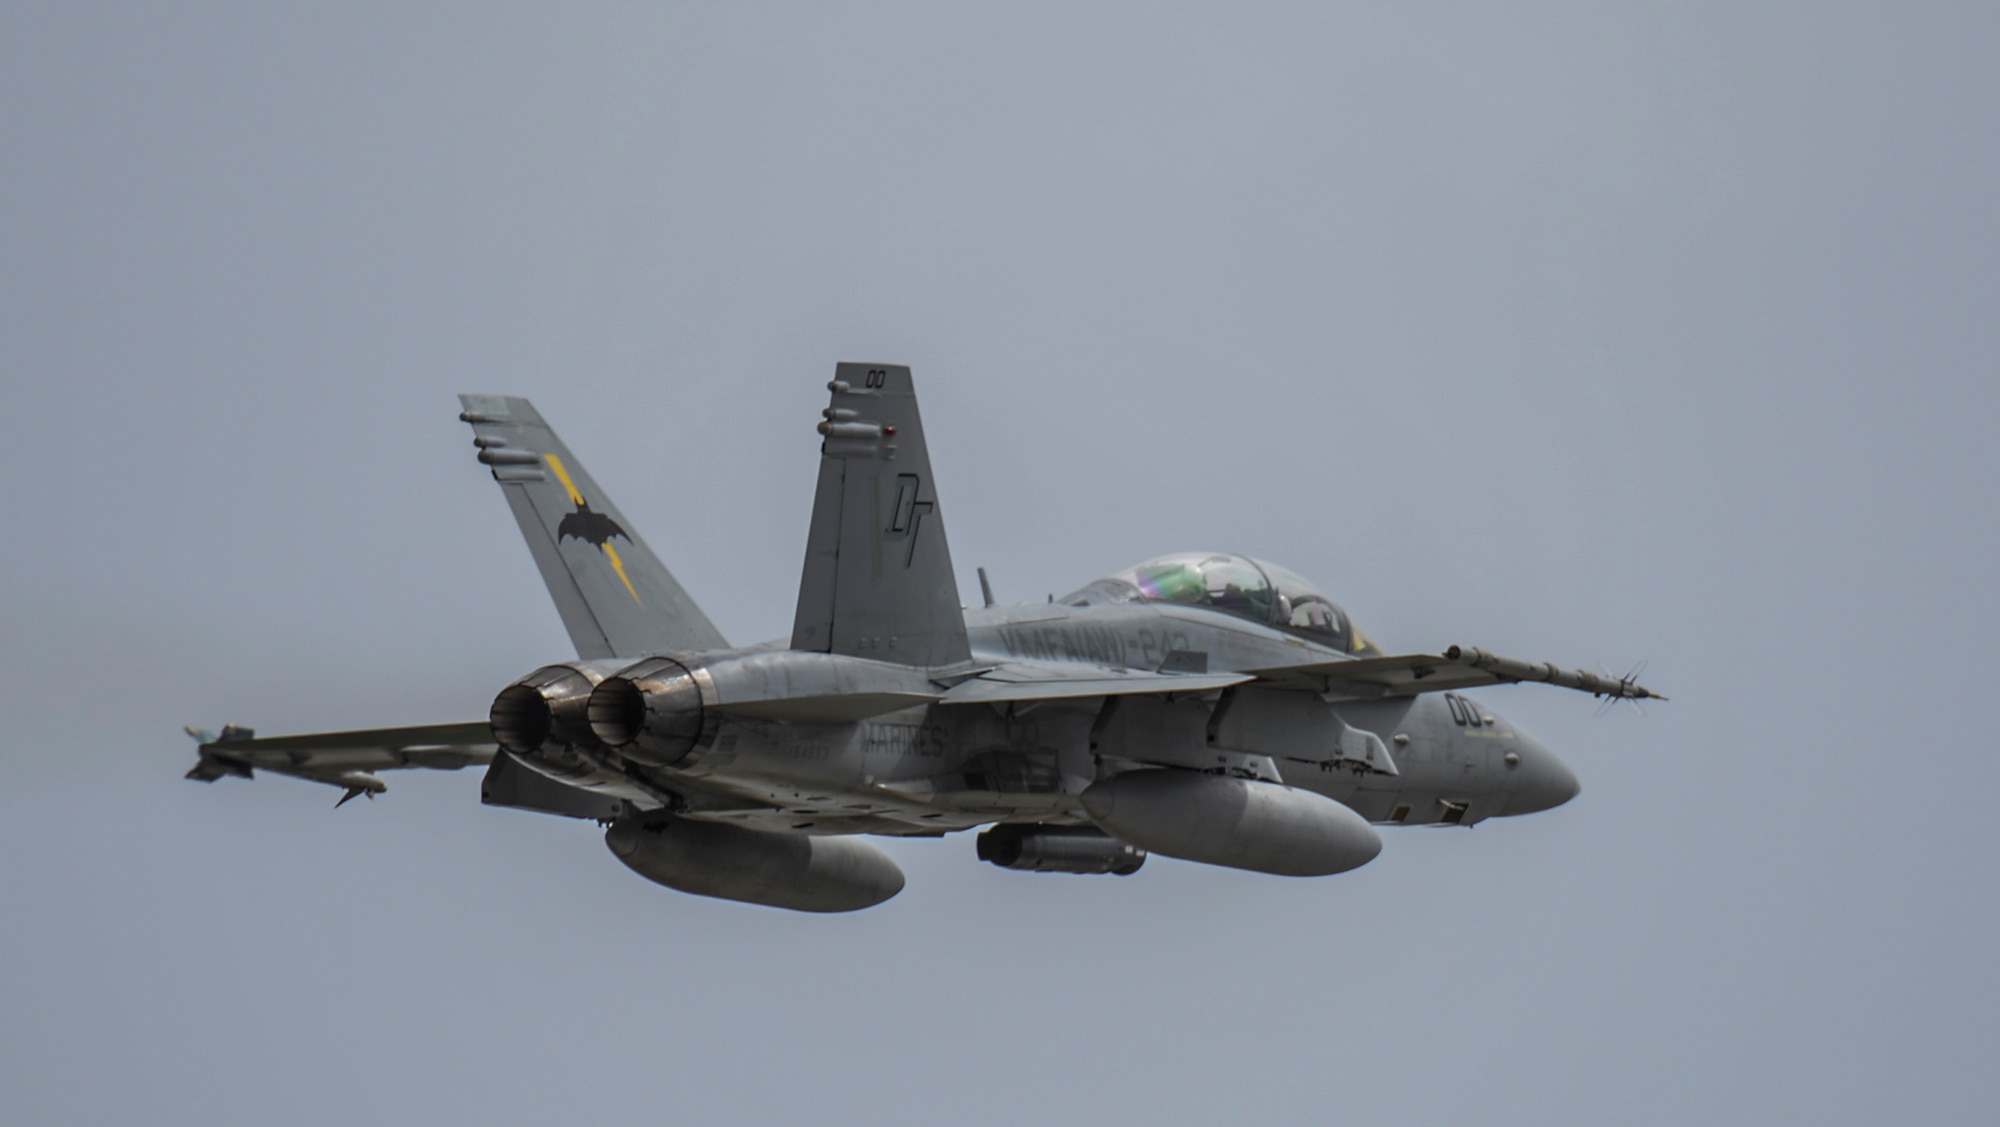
[1507,737,1581,816]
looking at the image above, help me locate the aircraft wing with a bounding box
[1249,645,1666,702]
[940,661,1252,705]
[185,721,496,804]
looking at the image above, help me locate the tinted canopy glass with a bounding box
[1061,553,1376,654]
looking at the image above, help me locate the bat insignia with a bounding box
[540,449,645,607]
[557,500,628,547]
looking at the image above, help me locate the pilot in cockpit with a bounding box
[1062,553,1379,656]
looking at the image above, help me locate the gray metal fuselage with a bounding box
[188,379,1644,911]
[539,599,1581,839]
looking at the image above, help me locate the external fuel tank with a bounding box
[1080,770,1381,877]
[605,813,905,912]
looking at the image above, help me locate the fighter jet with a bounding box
[186,365,1662,912]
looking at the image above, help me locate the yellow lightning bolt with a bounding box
[543,452,587,506]
[542,453,643,606]
[599,541,641,606]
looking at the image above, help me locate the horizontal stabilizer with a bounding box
[482,751,629,821]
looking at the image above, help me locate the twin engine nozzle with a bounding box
[489,657,710,768]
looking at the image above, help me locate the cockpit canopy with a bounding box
[1059,553,1380,655]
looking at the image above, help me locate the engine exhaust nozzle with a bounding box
[588,657,707,766]
[490,663,612,754]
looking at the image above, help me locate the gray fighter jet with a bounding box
[186,365,1662,912]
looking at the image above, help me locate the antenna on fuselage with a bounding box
[977,567,996,608]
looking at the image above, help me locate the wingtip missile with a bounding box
[184,724,255,782]
[1444,645,1665,702]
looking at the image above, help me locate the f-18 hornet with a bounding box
[187,365,1661,912]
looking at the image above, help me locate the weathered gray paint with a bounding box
[789,364,971,668]
[192,371,1624,909]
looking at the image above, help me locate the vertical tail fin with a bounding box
[459,394,727,660]
[790,364,970,668]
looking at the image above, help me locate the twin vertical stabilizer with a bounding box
[459,394,727,660]
[464,369,964,671]
[791,364,970,668]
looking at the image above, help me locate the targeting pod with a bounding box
[976,824,1146,875]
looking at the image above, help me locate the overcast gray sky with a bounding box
[4,4,1996,1123]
